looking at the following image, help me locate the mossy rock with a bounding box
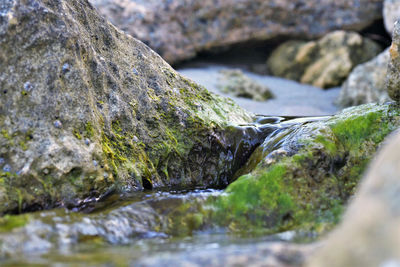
[212,103,400,234]
[0,0,256,214]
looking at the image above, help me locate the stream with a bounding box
[0,113,329,266]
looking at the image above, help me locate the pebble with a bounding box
[84,138,90,146]
[62,63,70,74]
[53,120,62,129]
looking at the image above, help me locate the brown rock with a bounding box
[267,31,382,88]
[91,0,383,64]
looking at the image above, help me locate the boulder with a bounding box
[384,0,400,35]
[387,19,400,102]
[0,0,256,214]
[337,48,390,107]
[90,0,383,64]
[216,69,273,101]
[267,31,382,88]
[307,129,400,267]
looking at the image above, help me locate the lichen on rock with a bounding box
[0,0,257,214]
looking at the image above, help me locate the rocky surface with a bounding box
[267,31,382,88]
[216,69,273,101]
[90,0,384,64]
[387,20,400,102]
[0,0,260,215]
[384,0,400,35]
[337,48,390,107]
[213,103,400,233]
[307,129,400,267]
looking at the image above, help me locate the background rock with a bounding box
[91,0,383,64]
[267,31,382,88]
[337,48,390,107]
[307,129,400,267]
[387,20,400,102]
[216,69,273,101]
[384,0,400,35]
[0,0,254,214]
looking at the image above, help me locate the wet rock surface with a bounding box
[267,31,382,88]
[307,130,400,267]
[0,0,258,215]
[90,0,383,64]
[338,48,390,107]
[216,69,273,101]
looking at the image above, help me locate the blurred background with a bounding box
[91,0,397,116]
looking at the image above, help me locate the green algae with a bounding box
[210,103,400,235]
[0,214,29,232]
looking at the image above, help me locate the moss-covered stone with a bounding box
[211,103,400,234]
[0,0,256,214]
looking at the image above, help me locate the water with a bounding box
[0,115,327,266]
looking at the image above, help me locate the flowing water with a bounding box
[0,115,329,266]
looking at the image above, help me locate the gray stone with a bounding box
[384,0,400,35]
[337,48,390,107]
[216,69,273,101]
[0,0,254,214]
[90,0,383,64]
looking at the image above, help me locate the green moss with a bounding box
[73,129,82,140]
[209,104,400,235]
[0,214,29,232]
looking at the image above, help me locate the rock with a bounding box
[307,129,400,267]
[337,48,390,107]
[0,0,256,214]
[387,20,400,102]
[216,69,273,101]
[384,0,400,35]
[90,0,383,64]
[212,103,400,233]
[267,31,382,89]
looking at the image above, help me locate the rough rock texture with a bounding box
[267,31,382,88]
[90,0,383,64]
[384,0,400,35]
[216,69,273,101]
[213,104,400,233]
[307,130,400,267]
[0,0,257,214]
[387,20,400,102]
[337,48,390,107]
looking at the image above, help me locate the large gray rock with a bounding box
[307,129,400,267]
[337,48,390,107]
[91,0,383,64]
[267,31,382,88]
[0,0,254,214]
[384,0,400,35]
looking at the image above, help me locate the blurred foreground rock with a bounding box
[307,129,400,267]
[267,31,381,89]
[91,0,383,64]
[0,0,255,214]
[338,48,390,107]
